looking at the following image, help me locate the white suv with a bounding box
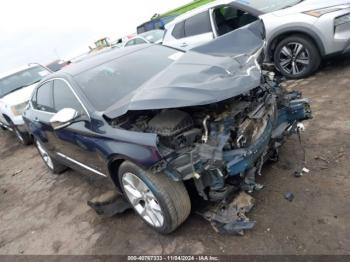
[163,0,260,51]
[163,0,350,79]
[0,64,51,144]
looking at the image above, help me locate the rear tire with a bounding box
[118,161,191,234]
[35,139,67,174]
[274,35,321,79]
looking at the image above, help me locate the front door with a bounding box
[50,79,107,176]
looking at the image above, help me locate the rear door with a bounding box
[166,11,214,50]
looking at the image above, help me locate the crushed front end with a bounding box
[109,72,312,234]
[147,73,312,234]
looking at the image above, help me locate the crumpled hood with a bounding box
[0,83,37,106]
[104,20,265,119]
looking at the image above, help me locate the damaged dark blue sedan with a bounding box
[23,21,311,234]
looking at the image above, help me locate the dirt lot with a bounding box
[0,57,349,255]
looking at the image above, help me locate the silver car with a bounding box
[163,0,350,79]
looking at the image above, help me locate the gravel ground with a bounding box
[0,57,349,255]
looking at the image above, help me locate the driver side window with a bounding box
[53,80,84,114]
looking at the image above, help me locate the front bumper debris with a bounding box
[87,191,131,217]
[198,191,256,235]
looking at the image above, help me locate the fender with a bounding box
[107,152,161,190]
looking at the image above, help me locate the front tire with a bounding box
[118,161,191,234]
[13,125,32,145]
[35,139,67,174]
[274,35,321,79]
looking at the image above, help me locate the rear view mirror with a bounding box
[50,108,79,130]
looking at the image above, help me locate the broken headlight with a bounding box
[11,101,28,116]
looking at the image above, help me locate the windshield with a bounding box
[75,45,181,111]
[140,30,164,43]
[0,66,50,98]
[237,0,303,13]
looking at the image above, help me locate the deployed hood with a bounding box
[0,83,37,106]
[104,20,265,119]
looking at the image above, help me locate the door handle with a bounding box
[34,117,40,122]
[180,42,188,48]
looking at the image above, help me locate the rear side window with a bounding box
[34,81,54,113]
[172,21,185,39]
[184,11,212,37]
[53,80,84,113]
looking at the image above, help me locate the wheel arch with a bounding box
[107,154,183,192]
[2,114,12,125]
[267,27,325,61]
[107,156,127,191]
[107,155,155,190]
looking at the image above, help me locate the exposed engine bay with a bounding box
[108,72,312,234]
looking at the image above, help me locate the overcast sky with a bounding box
[0,0,190,72]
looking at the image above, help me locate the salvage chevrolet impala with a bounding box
[23,21,312,234]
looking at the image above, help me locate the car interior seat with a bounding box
[214,8,234,36]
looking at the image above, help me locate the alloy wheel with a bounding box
[278,42,310,76]
[122,172,164,228]
[36,140,54,169]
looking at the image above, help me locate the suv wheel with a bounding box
[35,139,67,174]
[274,35,321,79]
[118,161,191,234]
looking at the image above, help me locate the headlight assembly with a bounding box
[303,7,344,17]
[11,102,28,116]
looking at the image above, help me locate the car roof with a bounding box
[166,0,234,27]
[0,64,40,80]
[56,44,159,77]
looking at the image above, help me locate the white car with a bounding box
[123,30,164,47]
[163,0,350,79]
[0,64,51,144]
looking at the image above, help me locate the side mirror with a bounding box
[50,108,79,130]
